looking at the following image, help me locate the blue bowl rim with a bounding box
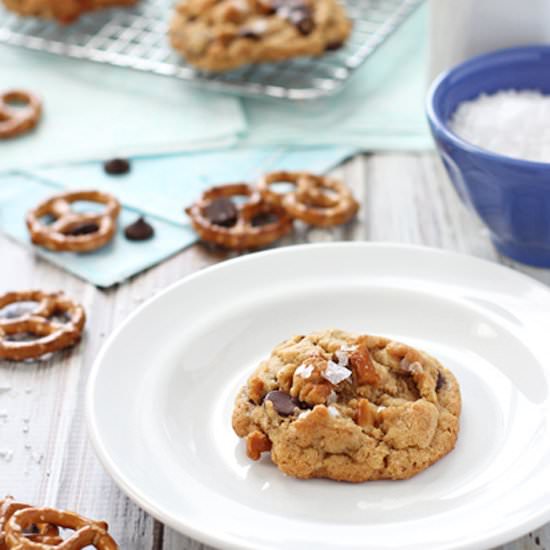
[426,44,550,170]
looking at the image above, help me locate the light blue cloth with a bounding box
[0,44,245,172]
[26,145,356,225]
[0,176,196,287]
[239,4,431,149]
[0,3,430,174]
[0,146,356,286]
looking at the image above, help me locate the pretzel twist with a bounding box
[185,183,293,250]
[26,190,121,253]
[259,171,359,227]
[0,91,42,140]
[5,508,118,550]
[0,498,61,550]
[0,291,86,361]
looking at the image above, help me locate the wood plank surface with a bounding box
[1,153,548,549]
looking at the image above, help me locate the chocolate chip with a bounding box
[104,158,131,175]
[204,197,238,227]
[251,212,279,227]
[436,371,445,391]
[124,216,154,241]
[238,28,262,40]
[269,0,314,34]
[293,12,314,35]
[65,222,99,236]
[326,41,343,51]
[264,390,301,416]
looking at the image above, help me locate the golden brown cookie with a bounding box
[232,329,461,482]
[1,0,136,23]
[169,0,352,72]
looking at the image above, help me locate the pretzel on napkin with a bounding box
[259,170,359,227]
[185,183,293,250]
[26,190,121,253]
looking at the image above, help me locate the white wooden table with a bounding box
[1,153,549,550]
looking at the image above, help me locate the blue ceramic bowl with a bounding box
[427,46,550,267]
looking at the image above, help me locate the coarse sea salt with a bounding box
[322,361,352,385]
[450,89,550,163]
[295,363,314,379]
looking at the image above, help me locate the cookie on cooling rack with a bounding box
[169,0,352,72]
[232,329,461,482]
[1,0,136,23]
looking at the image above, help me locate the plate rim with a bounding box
[85,242,550,550]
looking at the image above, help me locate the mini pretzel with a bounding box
[26,190,121,253]
[0,90,42,140]
[185,183,293,250]
[0,291,86,361]
[0,498,61,550]
[258,171,359,227]
[5,508,118,550]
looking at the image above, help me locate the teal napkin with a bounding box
[0,176,195,287]
[0,146,356,286]
[239,4,430,150]
[0,3,430,174]
[0,44,245,172]
[26,145,356,225]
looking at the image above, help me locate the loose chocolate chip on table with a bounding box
[104,158,131,175]
[124,216,154,241]
[264,390,301,416]
[436,371,445,391]
[204,197,239,227]
[65,222,100,236]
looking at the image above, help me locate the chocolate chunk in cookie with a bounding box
[264,390,301,415]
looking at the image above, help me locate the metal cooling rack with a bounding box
[0,0,423,100]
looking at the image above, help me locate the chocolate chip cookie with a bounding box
[2,0,136,23]
[169,0,352,72]
[232,329,461,482]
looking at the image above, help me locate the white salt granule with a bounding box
[450,90,550,163]
[327,390,338,405]
[322,361,352,385]
[334,350,349,367]
[295,363,314,379]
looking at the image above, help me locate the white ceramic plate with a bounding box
[86,243,550,550]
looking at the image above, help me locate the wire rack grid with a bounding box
[0,0,423,100]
